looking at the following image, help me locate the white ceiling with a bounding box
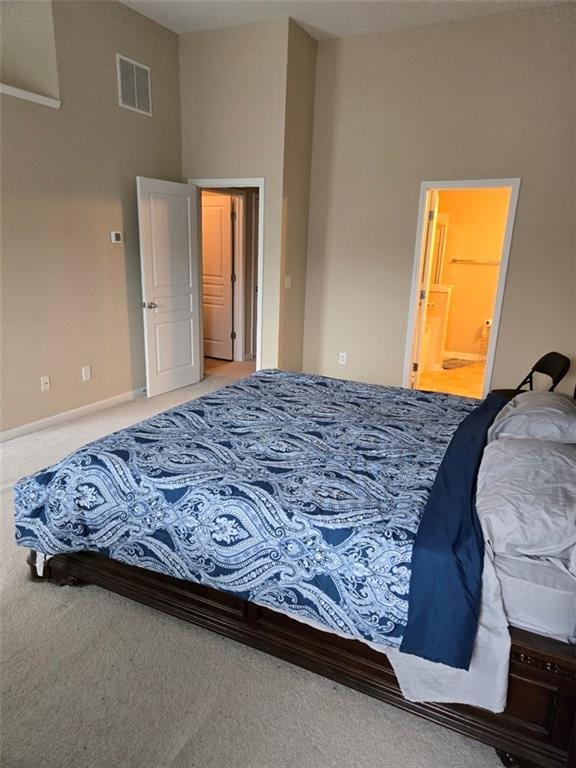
[120,0,556,40]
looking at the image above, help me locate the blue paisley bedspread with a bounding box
[14,370,478,653]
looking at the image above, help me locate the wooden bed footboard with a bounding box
[29,551,576,768]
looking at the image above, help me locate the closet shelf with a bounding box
[0,82,61,110]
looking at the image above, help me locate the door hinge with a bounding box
[420,289,426,301]
[413,362,419,372]
[428,210,435,221]
[231,273,237,283]
[231,210,237,221]
[231,331,237,340]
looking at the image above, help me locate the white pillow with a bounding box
[488,391,576,443]
[476,438,576,574]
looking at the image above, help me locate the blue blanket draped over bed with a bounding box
[15,370,489,662]
[400,391,510,669]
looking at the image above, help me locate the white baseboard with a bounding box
[0,387,146,444]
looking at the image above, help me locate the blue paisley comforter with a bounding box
[14,370,478,653]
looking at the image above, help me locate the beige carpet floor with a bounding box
[1,367,502,768]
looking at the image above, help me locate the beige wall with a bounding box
[179,21,290,369]
[3,4,574,434]
[278,21,317,371]
[303,6,576,393]
[0,0,60,99]
[1,0,181,431]
[438,188,510,356]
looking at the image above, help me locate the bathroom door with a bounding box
[411,190,439,387]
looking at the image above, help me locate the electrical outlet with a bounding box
[81,366,92,382]
[40,375,51,392]
[338,352,347,365]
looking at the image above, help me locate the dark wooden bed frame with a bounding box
[28,550,575,768]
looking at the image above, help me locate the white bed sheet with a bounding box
[495,553,576,643]
[387,546,510,713]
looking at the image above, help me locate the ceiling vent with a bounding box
[116,54,152,116]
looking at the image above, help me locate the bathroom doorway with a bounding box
[404,179,520,399]
[191,178,262,375]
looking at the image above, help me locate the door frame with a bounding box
[189,177,264,371]
[232,192,246,363]
[402,178,521,397]
[199,189,239,362]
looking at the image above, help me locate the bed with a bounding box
[14,371,576,768]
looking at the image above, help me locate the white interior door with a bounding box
[411,189,439,388]
[201,191,233,360]
[137,177,202,398]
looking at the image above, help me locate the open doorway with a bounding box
[197,184,261,379]
[404,179,520,399]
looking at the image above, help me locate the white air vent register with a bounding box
[116,54,152,116]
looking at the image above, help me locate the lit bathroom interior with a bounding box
[416,187,511,399]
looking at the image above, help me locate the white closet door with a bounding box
[202,191,234,360]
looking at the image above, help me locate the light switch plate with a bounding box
[110,231,124,243]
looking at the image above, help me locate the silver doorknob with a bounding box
[147,302,158,309]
